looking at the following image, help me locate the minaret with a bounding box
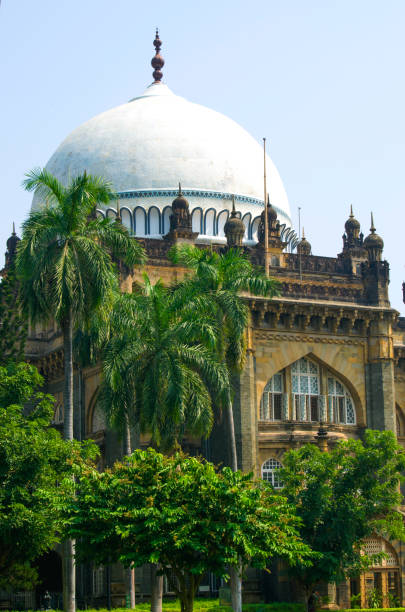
[5,222,20,269]
[164,183,198,243]
[151,28,164,83]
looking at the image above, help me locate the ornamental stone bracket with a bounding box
[248,298,396,339]
[29,349,64,381]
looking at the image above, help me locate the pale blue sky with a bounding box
[1,0,404,312]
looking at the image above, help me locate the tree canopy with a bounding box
[100,275,230,450]
[67,449,311,612]
[280,430,405,597]
[0,362,96,591]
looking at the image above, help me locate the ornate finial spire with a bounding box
[12,222,15,235]
[302,227,305,239]
[370,212,376,233]
[151,28,164,83]
[231,195,237,216]
[350,204,354,217]
[178,181,182,195]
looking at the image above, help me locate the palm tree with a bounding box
[169,245,279,612]
[16,168,145,612]
[170,245,279,470]
[100,275,230,451]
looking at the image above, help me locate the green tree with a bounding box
[0,259,27,364]
[100,275,230,451]
[67,449,312,612]
[169,246,279,470]
[169,246,279,612]
[16,168,145,612]
[0,361,96,591]
[280,430,405,607]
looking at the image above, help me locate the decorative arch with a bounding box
[259,353,360,426]
[362,537,399,568]
[106,207,117,220]
[191,207,203,234]
[251,216,261,241]
[86,387,103,435]
[96,209,105,218]
[133,206,147,236]
[204,208,216,236]
[162,206,172,235]
[242,212,251,240]
[261,457,283,489]
[396,404,405,436]
[147,206,161,235]
[119,206,133,233]
[216,209,229,237]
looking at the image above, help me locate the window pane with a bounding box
[328,377,334,394]
[300,376,309,394]
[336,380,344,395]
[308,361,318,375]
[273,394,282,420]
[346,398,355,424]
[300,358,308,373]
[338,397,345,423]
[291,361,298,373]
[273,373,282,393]
[292,375,299,393]
[310,396,319,421]
[310,376,319,395]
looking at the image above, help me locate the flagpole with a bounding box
[263,137,269,277]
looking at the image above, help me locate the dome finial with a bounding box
[178,181,182,196]
[370,212,376,233]
[152,28,164,83]
[231,194,236,216]
[302,227,305,239]
[12,221,15,235]
[350,204,354,218]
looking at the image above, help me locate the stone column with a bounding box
[233,349,257,473]
[365,314,396,433]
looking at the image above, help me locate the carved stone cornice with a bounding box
[249,297,396,338]
[29,348,64,381]
[254,331,366,345]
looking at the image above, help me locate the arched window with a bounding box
[260,372,283,420]
[327,376,356,424]
[292,357,320,422]
[262,458,283,489]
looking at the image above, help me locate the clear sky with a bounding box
[1,0,404,312]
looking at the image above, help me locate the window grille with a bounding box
[262,458,283,489]
[327,377,356,424]
[260,373,284,420]
[362,538,398,567]
[291,358,320,422]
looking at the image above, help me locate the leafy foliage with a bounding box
[0,361,97,590]
[67,450,311,612]
[280,430,405,594]
[17,168,145,329]
[0,261,27,364]
[100,276,230,449]
[169,246,279,374]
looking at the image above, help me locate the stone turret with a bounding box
[362,214,389,307]
[338,206,367,274]
[5,223,20,269]
[164,184,198,243]
[256,198,287,266]
[224,196,245,248]
[297,228,312,256]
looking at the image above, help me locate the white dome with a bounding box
[34,82,293,242]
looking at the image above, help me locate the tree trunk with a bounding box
[227,399,238,471]
[227,399,242,612]
[123,422,136,608]
[230,564,242,612]
[62,310,76,612]
[151,564,163,612]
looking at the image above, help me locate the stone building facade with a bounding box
[5,33,405,609]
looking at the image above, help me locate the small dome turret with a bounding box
[364,213,384,261]
[344,205,360,235]
[5,223,20,268]
[224,196,245,247]
[171,183,190,211]
[297,228,312,256]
